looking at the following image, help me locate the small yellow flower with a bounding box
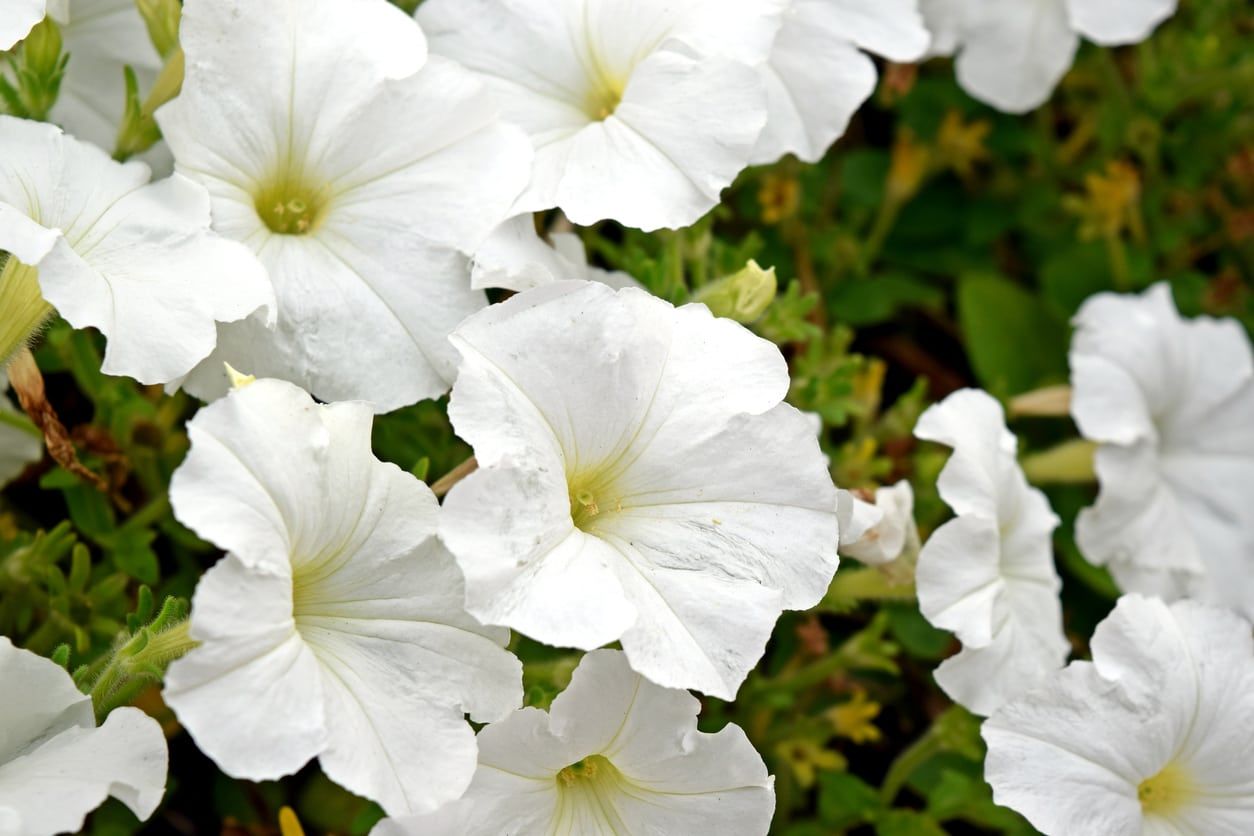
[936,111,991,179]
[828,690,883,744]
[1064,161,1144,241]
[776,739,848,789]
[758,174,801,224]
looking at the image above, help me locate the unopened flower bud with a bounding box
[136,0,182,59]
[692,259,778,323]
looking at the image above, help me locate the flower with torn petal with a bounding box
[1071,283,1254,619]
[440,281,840,699]
[418,0,786,231]
[158,0,532,412]
[0,386,41,487]
[840,481,919,566]
[920,0,1178,113]
[374,649,776,836]
[164,378,522,816]
[470,215,638,293]
[0,636,168,835]
[913,389,1068,716]
[983,595,1254,836]
[0,116,271,383]
[751,0,929,165]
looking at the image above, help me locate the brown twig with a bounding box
[430,456,477,498]
[6,348,107,491]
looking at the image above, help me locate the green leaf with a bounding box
[817,772,883,829]
[829,273,945,327]
[875,810,948,836]
[887,603,953,661]
[108,528,160,584]
[957,273,1069,398]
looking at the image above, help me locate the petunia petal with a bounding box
[954,0,1079,113]
[1065,0,1178,46]
[0,708,167,834]
[163,556,328,781]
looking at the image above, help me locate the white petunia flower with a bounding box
[913,389,1068,716]
[1070,283,1254,619]
[0,636,168,836]
[158,0,532,412]
[374,649,776,836]
[471,215,638,293]
[164,378,522,816]
[983,595,1254,836]
[752,0,929,165]
[921,0,1178,113]
[0,116,271,384]
[1,0,48,50]
[0,387,41,487]
[440,281,840,699]
[840,481,919,566]
[418,0,788,231]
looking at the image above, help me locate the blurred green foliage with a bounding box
[1,0,1251,833]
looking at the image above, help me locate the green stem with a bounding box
[859,198,903,276]
[1106,234,1132,291]
[821,567,916,612]
[880,727,944,803]
[1022,439,1097,485]
[88,616,197,722]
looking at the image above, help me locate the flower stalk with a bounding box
[79,594,198,724]
[0,256,52,369]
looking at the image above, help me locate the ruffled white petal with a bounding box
[914,389,1067,715]
[0,639,168,834]
[441,282,838,698]
[829,0,930,61]
[159,0,530,410]
[166,379,521,815]
[1071,284,1254,619]
[374,649,775,836]
[752,1,878,165]
[0,116,272,385]
[0,0,45,50]
[954,0,1079,114]
[983,596,1254,836]
[163,556,328,780]
[919,0,966,56]
[1065,0,1178,45]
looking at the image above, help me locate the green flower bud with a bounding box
[136,0,182,59]
[691,259,778,324]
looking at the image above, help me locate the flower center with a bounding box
[567,469,623,532]
[584,77,625,121]
[254,177,328,236]
[0,255,53,367]
[554,755,632,830]
[1138,762,1196,817]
